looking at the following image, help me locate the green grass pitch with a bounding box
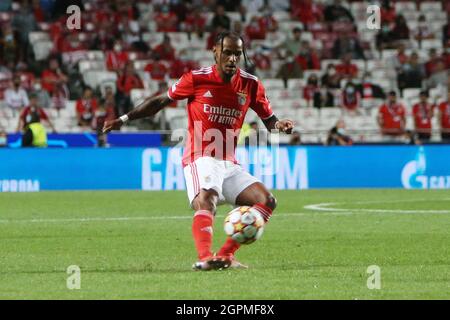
[1,189,450,299]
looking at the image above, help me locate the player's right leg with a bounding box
[183,157,231,271]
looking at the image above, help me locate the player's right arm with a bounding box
[103,72,194,133]
[102,93,172,133]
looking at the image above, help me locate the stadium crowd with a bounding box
[0,0,449,145]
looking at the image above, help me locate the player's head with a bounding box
[388,91,397,103]
[213,31,249,80]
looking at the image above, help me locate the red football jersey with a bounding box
[379,103,406,135]
[439,102,450,129]
[412,102,433,132]
[167,65,274,167]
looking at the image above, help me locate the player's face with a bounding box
[214,37,243,78]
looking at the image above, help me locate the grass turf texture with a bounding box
[1,189,450,299]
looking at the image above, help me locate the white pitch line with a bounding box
[0,215,193,224]
[304,200,450,214]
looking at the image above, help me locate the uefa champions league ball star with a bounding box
[224,206,265,244]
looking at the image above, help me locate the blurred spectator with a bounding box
[276,51,303,87]
[380,0,396,24]
[289,131,302,145]
[246,16,267,40]
[241,0,265,13]
[0,25,17,65]
[340,80,361,113]
[32,79,51,109]
[391,43,409,72]
[356,72,386,110]
[155,5,178,32]
[397,52,425,92]
[376,21,396,50]
[59,32,88,53]
[296,40,321,70]
[404,130,421,145]
[41,58,69,95]
[0,0,12,11]
[17,94,55,133]
[425,49,444,77]
[258,9,278,33]
[390,15,410,42]
[102,86,118,118]
[116,62,144,115]
[425,61,448,90]
[292,0,323,25]
[412,91,434,141]
[326,119,353,146]
[5,74,29,116]
[21,112,47,148]
[51,82,69,113]
[0,131,7,147]
[321,64,341,107]
[323,0,354,23]
[152,35,176,61]
[94,99,116,146]
[438,96,450,141]
[335,54,358,78]
[11,1,37,61]
[211,5,231,31]
[443,17,450,47]
[279,27,303,57]
[183,6,207,37]
[332,33,365,60]
[244,121,268,146]
[106,40,129,72]
[252,48,271,76]
[303,74,328,109]
[378,91,406,140]
[414,15,435,43]
[91,21,117,52]
[145,58,168,81]
[76,87,98,127]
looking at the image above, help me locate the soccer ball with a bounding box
[224,206,265,244]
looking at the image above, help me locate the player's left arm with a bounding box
[262,115,294,134]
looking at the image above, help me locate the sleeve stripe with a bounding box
[167,91,174,100]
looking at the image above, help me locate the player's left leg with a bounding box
[218,166,276,262]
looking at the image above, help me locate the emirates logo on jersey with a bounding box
[237,91,247,106]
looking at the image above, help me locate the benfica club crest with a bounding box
[237,92,247,106]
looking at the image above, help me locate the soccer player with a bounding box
[103,31,294,271]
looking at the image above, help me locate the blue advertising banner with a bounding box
[0,146,449,192]
[6,133,162,148]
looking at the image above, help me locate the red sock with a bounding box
[253,203,273,223]
[217,237,240,258]
[192,210,214,260]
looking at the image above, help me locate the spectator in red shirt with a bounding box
[116,62,144,115]
[296,40,321,70]
[378,91,406,139]
[152,35,176,61]
[292,0,323,25]
[258,9,278,33]
[183,7,207,36]
[412,91,434,141]
[154,5,178,32]
[340,81,361,113]
[17,94,56,133]
[425,49,445,77]
[380,0,396,24]
[144,58,168,81]
[76,87,98,127]
[59,33,88,53]
[303,73,328,109]
[246,16,267,40]
[106,40,129,72]
[335,53,358,79]
[438,97,450,141]
[41,58,69,95]
[252,48,272,74]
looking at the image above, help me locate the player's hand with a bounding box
[275,119,294,134]
[102,119,123,134]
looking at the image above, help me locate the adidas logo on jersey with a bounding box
[203,91,213,98]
